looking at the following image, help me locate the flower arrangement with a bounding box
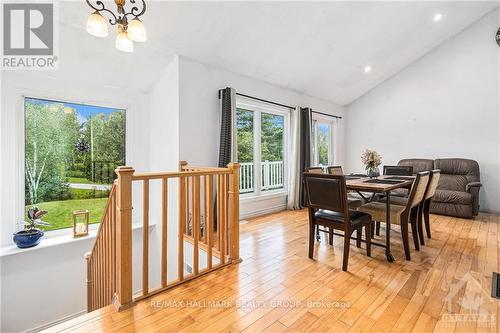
[361,149,382,176]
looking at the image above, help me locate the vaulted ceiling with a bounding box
[59,1,499,105]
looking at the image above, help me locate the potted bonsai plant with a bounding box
[13,207,50,248]
[361,149,382,178]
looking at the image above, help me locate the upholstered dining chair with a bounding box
[327,166,344,176]
[307,167,364,243]
[357,171,430,260]
[305,167,325,174]
[303,173,372,271]
[375,170,441,246]
[383,165,414,176]
[419,170,441,244]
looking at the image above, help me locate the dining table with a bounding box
[345,174,415,262]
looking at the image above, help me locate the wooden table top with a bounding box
[345,175,414,193]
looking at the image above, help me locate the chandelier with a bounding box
[85,0,147,53]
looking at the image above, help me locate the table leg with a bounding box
[385,191,395,262]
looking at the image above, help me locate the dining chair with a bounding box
[305,167,325,174]
[303,173,372,271]
[357,171,430,260]
[418,169,441,244]
[383,165,414,176]
[327,166,344,176]
[307,166,364,242]
[376,170,441,246]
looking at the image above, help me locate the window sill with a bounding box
[0,223,154,258]
[240,190,287,202]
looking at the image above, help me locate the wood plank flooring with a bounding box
[46,210,499,332]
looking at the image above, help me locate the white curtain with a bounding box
[332,117,339,165]
[287,106,301,210]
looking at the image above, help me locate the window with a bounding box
[236,101,288,196]
[312,116,335,168]
[24,97,126,231]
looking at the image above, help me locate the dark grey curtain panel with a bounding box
[299,107,313,207]
[218,87,235,167]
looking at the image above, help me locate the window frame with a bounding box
[20,95,129,237]
[236,97,290,198]
[312,113,335,167]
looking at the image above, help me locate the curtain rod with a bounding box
[218,89,295,109]
[218,89,342,119]
[312,110,342,120]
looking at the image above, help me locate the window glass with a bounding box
[236,108,254,193]
[261,113,284,191]
[24,98,125,231]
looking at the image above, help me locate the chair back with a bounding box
[305,167,324,174]
[384,165,413,176]
[424,169,441,200]
[327,166,344,175]
[406,171,430,209]
[303,173,348,215]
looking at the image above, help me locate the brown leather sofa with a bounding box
[397,158,482,218]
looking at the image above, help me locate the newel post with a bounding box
[228,163,241,263]
[114,166,135,310]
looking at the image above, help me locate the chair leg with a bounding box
[365,223,371,257]
[375,221,381,236]
[410,219,420,251]
[424,200,431,239]
[356,227,362,248]
[342,230,351,271]
[400,215,411,261]
[371,221,375,239]
[316,225,320,241]
[329,228,334,245]
[417,203,425,246]
[309,222,315,259]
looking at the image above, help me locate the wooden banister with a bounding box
[86,161,241,313]
[114,166,134,310]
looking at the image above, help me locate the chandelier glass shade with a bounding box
[85,0,147,52]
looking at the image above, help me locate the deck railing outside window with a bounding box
[239,161,284,193]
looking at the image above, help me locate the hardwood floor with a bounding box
[46,210,499,332]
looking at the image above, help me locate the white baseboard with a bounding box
[24,310,86,333]
[240,204,286,220]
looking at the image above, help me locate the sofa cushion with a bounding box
[398,159,434,174]
[433,190,472,205]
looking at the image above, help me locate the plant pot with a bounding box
[13,229,44,248]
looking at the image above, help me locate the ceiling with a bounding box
[58,1,499,105]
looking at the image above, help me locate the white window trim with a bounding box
[236,96,290,199]
[312,113,336,167]
[19,94,129,238]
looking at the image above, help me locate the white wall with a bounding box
[345,8,500,213]
[178,57,346,217]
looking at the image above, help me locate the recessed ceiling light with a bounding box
[433,13,444,22]
[364,66,372,73]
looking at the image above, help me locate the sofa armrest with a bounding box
[466,182,482,216]
[466,182,482,192]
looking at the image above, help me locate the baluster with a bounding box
[161,178,168,288]
[193,176,200,274]
[220,174,226,264]
[216,175,221,252]
[143,180,149,296]
[111,189,116,295]
[207,175,214,270]
[178,176,185,282]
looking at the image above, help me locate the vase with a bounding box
[366,167,380,178]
